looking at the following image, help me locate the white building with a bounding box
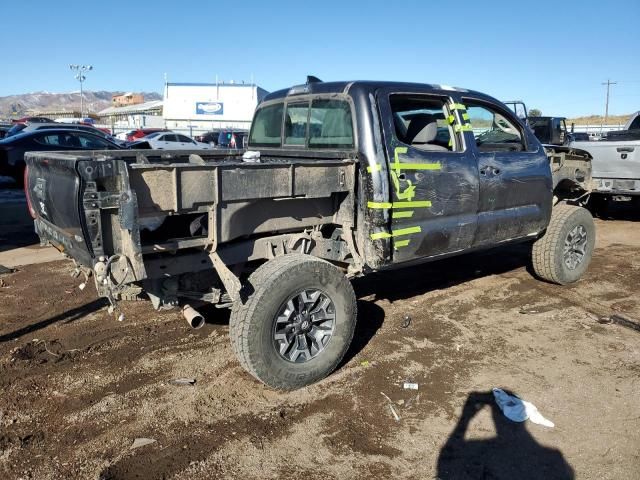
[163,82,268,131]
[97,100,164,131]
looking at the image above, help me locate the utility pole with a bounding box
[69,64,93,118]
[602,79,617,125]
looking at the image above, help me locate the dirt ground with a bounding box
[0,199,639,479]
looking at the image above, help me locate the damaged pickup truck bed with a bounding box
[25,79,595,389]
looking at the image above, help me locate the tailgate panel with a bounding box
[26,153,93,263]
[571,140,640,179]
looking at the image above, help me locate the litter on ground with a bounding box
[492,388,555,428]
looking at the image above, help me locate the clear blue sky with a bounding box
[3,0,639,117]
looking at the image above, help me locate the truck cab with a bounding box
[528,116,568,145]
[254,81,553,267]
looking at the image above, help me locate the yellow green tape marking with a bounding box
[367,201,393,209]
[393,200,431,208]
[370,225,421,241]
[393,146,408,171]
[395,163,441,170]
[392,211,414,219]
[368,200,431,210]
[370,231,392,240]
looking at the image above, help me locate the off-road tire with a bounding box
[532,204,595,285]
[229,254,357,390]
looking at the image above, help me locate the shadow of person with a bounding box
[437,391,574,480]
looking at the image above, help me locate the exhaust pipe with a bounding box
[183,304,205,329]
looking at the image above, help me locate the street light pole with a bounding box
[601,79,617,125]
[69,64,93,118]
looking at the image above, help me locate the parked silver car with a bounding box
[129,132,214,150]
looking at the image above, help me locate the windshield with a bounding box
[6,124,26,137]
[466,106,523,145]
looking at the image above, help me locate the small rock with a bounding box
[131,438,156,449]
[169,378,196,386]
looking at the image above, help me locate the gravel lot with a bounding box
[0,193,639,480]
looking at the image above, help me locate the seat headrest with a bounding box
[405,113,438,144]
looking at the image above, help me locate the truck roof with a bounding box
[262,79,495,104]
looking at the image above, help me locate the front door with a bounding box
[462,98,552,246]
[376,89,480,264]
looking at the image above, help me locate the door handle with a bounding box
[480,166,501,176]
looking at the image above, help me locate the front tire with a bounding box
[532,204,595,285]
[229,254,357,390]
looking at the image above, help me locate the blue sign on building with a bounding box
[196,102,224,115]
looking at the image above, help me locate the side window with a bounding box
[389,95,460,152]
[34,134,61,146]
[76,133,112,149]
[177,135,193,143]
[464,101,526,152]
[164,135,179,142]
[59,133,81,147]
[248,102,284,147]
[284,102,309,146]
[308,99,354,149]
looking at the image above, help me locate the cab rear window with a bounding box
[249,103,284,147]
[308,99,354,149]
[249,98,354,149]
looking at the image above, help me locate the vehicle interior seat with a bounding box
[68,135,82,147]
[58,134,74,147]
[404,113,448,151]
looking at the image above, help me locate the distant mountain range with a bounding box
[0,91,162,119]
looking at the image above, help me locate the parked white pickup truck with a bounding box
[570,111,640,209]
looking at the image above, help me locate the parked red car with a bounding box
[11,116,53,124]
[126,128,168,142]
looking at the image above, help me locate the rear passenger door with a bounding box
[462,98,551,246]
[74,133,119,150]
[155,134,174,149]
[176,134,196,149]
[376,89,480,263]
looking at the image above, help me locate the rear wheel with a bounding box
[532,204,595,285]
[229,254,357,390]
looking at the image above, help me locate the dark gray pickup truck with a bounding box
[25,79,595,389]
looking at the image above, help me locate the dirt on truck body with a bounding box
[25,79,595,390]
